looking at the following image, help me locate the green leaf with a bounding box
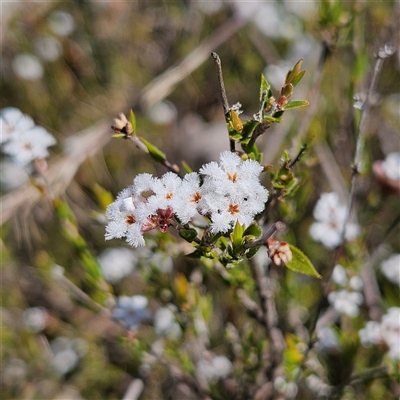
[244,222,262,238]
[129,109,137,134]
[140,137,166,163]
[260,74,270,101]
[285,245,321,278]
[241,120,259,140]
[111,133,126,139]
[181,160,193,174]
[291,70,306,87]
[264,116,282,123]
[179,228,198,242]
[246,247,260,259]
[284,100,309,110]
[231,221,245,248]
[285,59,303,84]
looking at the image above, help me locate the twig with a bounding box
[52,265,111,315]
[339,47,394,248]
[211,52,235,152]
[122,379,144,400]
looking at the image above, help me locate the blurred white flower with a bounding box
[0,159,28,191]
[380,254,400,286]
[359,321,382,346]
[147,101,177,125]
[196,354,232,384]
[381,152,400,181]
[2,358,27,386]
[48,11,75,36]
[98,247,138,283]
[316,326,339,351]
[34,36,62,62]
[309,192,360,249]
[349,276,363,291]
[331,264,348,286]
[2,125,56,167]
[328,289,363,318]
[359,307,400,360]
[0,107,34,144]
[113,295,151,330]
[0,107,56,167]
[12,54,44,80]
[154,306,182,339]
[50,337,87,376]
[380,307,400,360]
[22,307,48,333]
[306,375,332,397]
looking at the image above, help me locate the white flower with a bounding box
[349,276,363,291]
[22,307,48,333]
[331,264,348,286]
[105,183,149,247]
[359,308,400,360]
[12,54,44,80]
[49,337,87,376]
[381,254,400,286]
[199,151,268,233]
[34,36,62,62]
[359,321,382,346]
[173,172,202,224]
[1,107,34,144]
[196,354,232,384]
[0,159,28,191]
[2,125,56,167]
[328,289,363,318]
[48,11,75,36]
[309,192,360,249]
[113,295,151,330]
[381,152,400,181]
[98,247,138,283]
[147,172,182,212]
[316,326,339,351]
[380,307,400,360]
[147,101,177,125]
[154,306,182,339]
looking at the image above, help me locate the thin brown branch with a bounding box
[211,52,235,152]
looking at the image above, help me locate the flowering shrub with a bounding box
[2,3,399,400]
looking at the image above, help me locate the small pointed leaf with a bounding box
[285,245,321,278]
[179,228,198,242]
[291,70,306,87]
[244,222,262,238]
[260,74,271,101]
[229,110,243,132]
[129,109,137,135]
[284,100,310,110]
[231,221,245,248]
[140,137,166,163]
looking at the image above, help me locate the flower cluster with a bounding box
[380,253,400,286]
[0,107,56,167]
[105,151,268,247]
[113,295,151,330]
[359,307,400,360]
[328,264,364,318]
[309,192,360,249]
